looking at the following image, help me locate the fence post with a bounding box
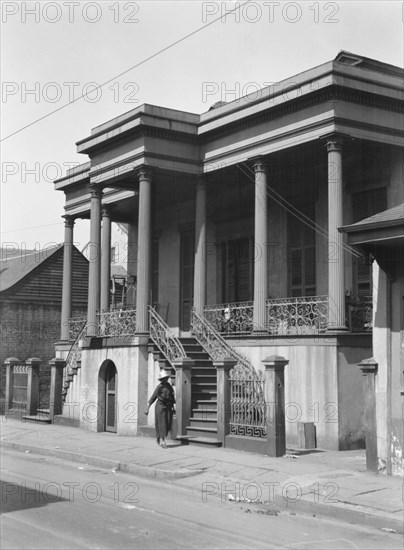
[25,358,41,415]
[214,357,236,446]
[173,357,194,438]
[357,357,378,472]
[49,358,66,419]
[262,355,288,457]
[4,358,20,413]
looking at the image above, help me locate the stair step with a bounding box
[22,414,52,424]
[192,408,217,417]
[188,437,222,447]
[192,400,217,409]
[189,418,217,428]
[186,426,218,439]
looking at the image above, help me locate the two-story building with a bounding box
[54,51,404,452]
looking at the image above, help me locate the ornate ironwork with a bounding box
[266,296,328,335]
[348,296,373,332]
[66,322,87,377]
[68,317,86,341]
[229,368,267,438]
[203,302,254,334]
[97,307,137,337]
[149,306,186,367]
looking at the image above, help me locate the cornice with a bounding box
[199,85,404,144]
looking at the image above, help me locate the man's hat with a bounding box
[158,369,170,380]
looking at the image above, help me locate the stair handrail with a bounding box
[191,307,258,378]
[149,306,187,367]
[65,320,87,377]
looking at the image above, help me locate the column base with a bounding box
[326,325,349,333]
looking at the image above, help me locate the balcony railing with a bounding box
[266,295,328,335]
[68,317,87,341]
[97,307,137,337]
[203,301,254,334]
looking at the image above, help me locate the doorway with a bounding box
[105,362,117,433]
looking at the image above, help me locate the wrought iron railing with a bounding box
[149,306,186,367]
[266,295,328,335]
[65,322,87,378]
[68,317,87,341]
[347,296,373,332]
[191,308,254,372]
[192,308,266,439]
[203,302,254,334]
[97,307,136,337]
[229,369,267,438]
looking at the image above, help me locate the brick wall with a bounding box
[0,302,86,405]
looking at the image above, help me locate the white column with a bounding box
[100,205,112,311]
[193,177,207,314]
[135,168,152,332]
[87,185,102,336]
[253,159,268,333]
[60,215,74,341]
[327,137,346,330]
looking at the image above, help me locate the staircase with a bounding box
[180,337,221,447]
[147,337,221,447]
[22,408,52,423]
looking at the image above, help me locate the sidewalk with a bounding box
[1,416,402,534]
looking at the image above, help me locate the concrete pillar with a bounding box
[214,357,236,446]
[60,216,74,341]
[4,357,20,412]
[49,358,66,419]
[26,357,41,415]
[136,168,152,333]
[87,185,102,336]
[327,137,346,330]
[262,355,288,457]
[100,205,112,311]
[253,159,268,333]
[193,177,207,314]
[358,357,378,472]
[173,357,194,437]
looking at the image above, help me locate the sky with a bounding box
[1,0,403,254]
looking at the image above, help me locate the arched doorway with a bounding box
[105,362,117,433]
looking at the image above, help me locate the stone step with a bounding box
[192,400,217,410]
[189,417,217,428]
[187,437,222,447]
[22,414,52,424]
[186,425,218,439]
[191,408,218,419]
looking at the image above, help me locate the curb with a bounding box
[1,441,204,481]
[2,440,403,534]
[272,494,404,535]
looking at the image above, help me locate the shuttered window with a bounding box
[352,188,387,297]
[287,201,316,297]
[222,237,253,302]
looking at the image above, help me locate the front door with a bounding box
[105,363,117,433]
[222,237,253,302]
[180,231,195,331]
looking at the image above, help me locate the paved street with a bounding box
[1,448,401,550]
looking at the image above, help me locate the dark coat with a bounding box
[148,381,175,438]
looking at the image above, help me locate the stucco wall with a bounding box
[233,336,369,450]
[77,339,148,436]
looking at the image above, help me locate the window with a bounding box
[352,187,387,297]
[287,201,316,297]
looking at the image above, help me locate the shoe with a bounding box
[160,442,167,448]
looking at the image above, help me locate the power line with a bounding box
[1,0,253,142]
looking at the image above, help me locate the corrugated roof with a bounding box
[0,244,63,293]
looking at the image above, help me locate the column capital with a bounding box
[358,357,378,376]
[101,204,114,218]
[88,183,103,199]
[324,134,343,152]
[62,215,75,228]
[136,166,153,182]
[252,157,267,173]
